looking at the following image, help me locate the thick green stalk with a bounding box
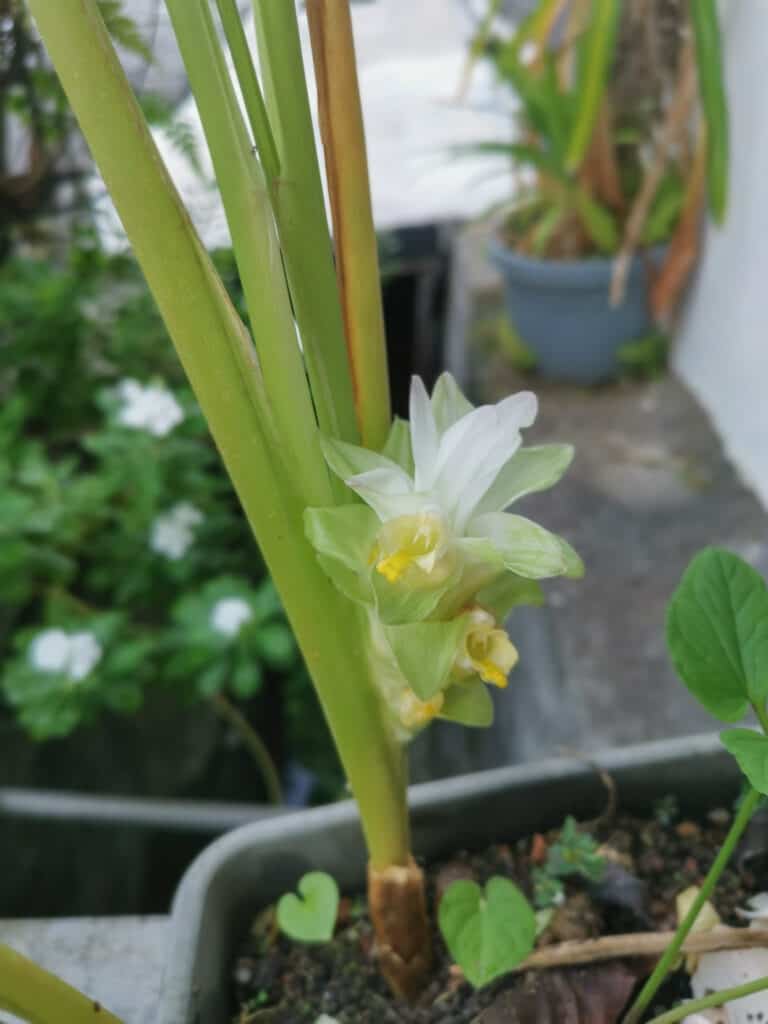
[251,0,360,446]
[214,0,280,187]
[0,943,122,1024]
[646,974,768,1024]
[28,0,410,869]
[623,786,762,1024]
[306,0,392,450]
[166,0,330,510]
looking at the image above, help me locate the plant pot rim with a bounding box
[488,234,667,288]
[159,731,735,1024]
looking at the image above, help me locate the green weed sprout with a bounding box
[23,0,580,1008]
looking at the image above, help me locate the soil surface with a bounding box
[232,801,768,1023]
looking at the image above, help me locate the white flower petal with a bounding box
[67,632,103,680]
[29,629,71,673]
[210,598,253,637]
[430,372,474,435]
[433,392,538,529]
[409,376,440,491]
[347,466,420,522]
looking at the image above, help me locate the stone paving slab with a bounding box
[0,916,168,1024]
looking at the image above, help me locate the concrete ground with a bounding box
[472,333,768,753]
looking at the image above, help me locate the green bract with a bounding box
[305,373,580,738]
[666,548,768,721]
[438,876,536,989]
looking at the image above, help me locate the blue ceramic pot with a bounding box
[489,238,666,385]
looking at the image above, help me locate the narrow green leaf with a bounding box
[721,729,768,794]
[573,187,619,253]
[438,876,536,988]
[565,0,620,173]
[476,445,574,516]
[439,681,494,728]
[385,617,469,700]
[690,0,729,223]
[666,548,768,721]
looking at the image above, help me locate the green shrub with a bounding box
[0,248,340,795]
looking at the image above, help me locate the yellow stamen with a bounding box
[372,511,452,586]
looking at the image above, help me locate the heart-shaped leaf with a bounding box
[667,548,768,721]
[721,728,768,794]
[276,871,339,944]
[438,876,536,988]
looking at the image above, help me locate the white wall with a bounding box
[674,1,768,507]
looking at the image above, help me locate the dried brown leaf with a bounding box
[475,962,641,1024]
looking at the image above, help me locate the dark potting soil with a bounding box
[232,803,765,1023]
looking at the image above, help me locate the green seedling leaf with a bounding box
[546,816,605,882]
[667,548,768,721]
[276,871,339,944]
[721,729,768,795]
[439,876,536,988]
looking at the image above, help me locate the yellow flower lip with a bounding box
[457,608,519,689]
[372,510,452,586]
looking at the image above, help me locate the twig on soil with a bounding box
[513,927,768,973]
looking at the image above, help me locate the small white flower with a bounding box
[67,632,103,681]
[210,597,253,637]
[29,629,71,673]
[150,503,203,560]
[116,378,184,437]
[28,629,102,682]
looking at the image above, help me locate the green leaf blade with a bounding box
[721,729,768,795]
[438,876,536,988]
[666,548,768,721]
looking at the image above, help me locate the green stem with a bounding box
[214,0,280,186]
[252,0,360,447]
[166,0,332,510]
[211,693,283,805]
[645,973,768,1024]
[0,943,123,1024]
[623,785,762,1024]
[29,0,410,871]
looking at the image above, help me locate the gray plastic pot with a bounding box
[158,732,737,1024]
[489,238,665,385]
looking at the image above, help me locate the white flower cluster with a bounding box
[210,597,253,637]
[116,378,184,437]
[28,629,102,682]
[150,502,203,560]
